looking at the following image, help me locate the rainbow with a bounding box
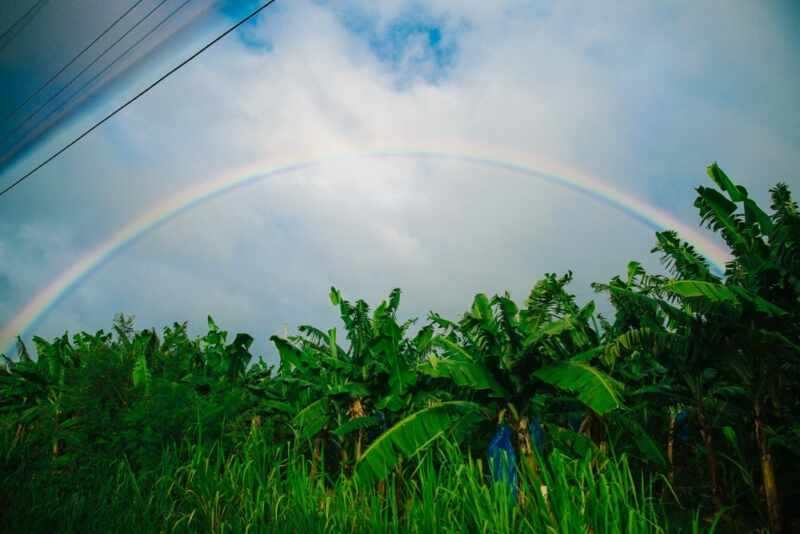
[0,148,730,355]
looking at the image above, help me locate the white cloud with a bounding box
[1,0,798,357]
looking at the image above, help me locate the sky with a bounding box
[1,0,799,361]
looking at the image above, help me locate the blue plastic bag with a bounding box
[488,425,518,496]
[675,410,689,443]
[567,412,583,433]
[366,410,387,443]
[529,416,545,453]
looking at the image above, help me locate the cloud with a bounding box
[1,0,798,359]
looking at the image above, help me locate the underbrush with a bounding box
[2,433,715,533]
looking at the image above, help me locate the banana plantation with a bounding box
[2,164,799,533]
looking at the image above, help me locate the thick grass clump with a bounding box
[2,431,711,533]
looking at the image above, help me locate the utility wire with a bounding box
[0,0,278,199]
[2,0,147,126]
[0,0,48,53]
[2,0,171,147]
[0,0,194,168]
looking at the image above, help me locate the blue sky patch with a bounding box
[218,0,276,52]
[327,2,465,86]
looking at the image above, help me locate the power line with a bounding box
[2,0,147,127]
[0,0,48,53]
[1,0,172,148]
[0,0,278,199]
[0,0,194,168]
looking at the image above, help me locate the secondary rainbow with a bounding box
[0,149,730,355]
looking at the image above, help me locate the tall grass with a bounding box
[2,430,716,533]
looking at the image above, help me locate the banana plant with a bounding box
[595,165,800,532]
[594,261,731,508]
[688,165,799,534]
[0,334,79,458]
[270,288,426,474]
[356,275,624,482]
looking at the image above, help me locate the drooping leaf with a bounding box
[270,336,306,372]
[665,280,786,316]
[356,401,482,482]
[420,355,507,397]
[534,360,623,414]
[664,280,738,303]
[527,317,573,344]
[292,398,329,439]
[432,336,477,362]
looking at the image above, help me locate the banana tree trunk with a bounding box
[579,411,607,454]
[52,438,64,457]
[349,398,367,462]
[355,428,365,462]
[755,400,782,534]
[310,436,322,480]
[696,404,723,511]
[250,415,262,436]
[515,416,539,478]
[667,412,676,484]
[394,462,404,518]
[515,415,557,522]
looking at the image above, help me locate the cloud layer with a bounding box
[1,0,798,359]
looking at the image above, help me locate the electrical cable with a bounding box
[0,0,48,53]
[0,0,278,199]
[2,0,172,146]
[2,0,147,126]
[0,0,194,168]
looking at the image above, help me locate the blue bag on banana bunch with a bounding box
[488,424,518,497]
[529,416,545,453]
[366,410,387,443]
[488,419,547,497]
[567,412,583,433]
[676,409,689,443]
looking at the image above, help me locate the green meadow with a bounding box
[2,164,798,533]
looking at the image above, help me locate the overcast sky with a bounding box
[1,0,799,361]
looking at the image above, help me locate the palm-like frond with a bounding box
[652,231,717,281]
[355,401,482,481]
